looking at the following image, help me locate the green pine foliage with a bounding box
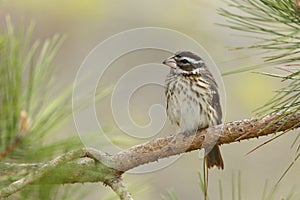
[219,1,299,199]
[219,0,300,116]
[219,0,300,65]
[0,17,83,199]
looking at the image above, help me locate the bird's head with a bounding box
[162,51,205,75]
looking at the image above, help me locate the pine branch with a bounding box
[106,178,134,200]
[220,0,300,75]
[1,111,299,199]
[0,110,30,161]
[112,111,300,172]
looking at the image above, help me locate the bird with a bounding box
[162,51,224,169]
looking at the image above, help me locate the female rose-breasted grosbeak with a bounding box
[163,51,224,169]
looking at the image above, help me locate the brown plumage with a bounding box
[163,51,224,169]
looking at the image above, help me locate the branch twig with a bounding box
[106,178,134,200]
[1,111,299,199]
[112,111,300,171]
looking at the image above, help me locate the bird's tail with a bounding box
[205,145,224,170]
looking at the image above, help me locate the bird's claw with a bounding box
[183,129,197,136]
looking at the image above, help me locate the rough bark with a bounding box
[0,111,299,199]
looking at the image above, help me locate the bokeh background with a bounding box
[1,0,299,199]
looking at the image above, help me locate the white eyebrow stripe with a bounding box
[179,56,204,64]
[191,68,205,74]
[193,60,204,64]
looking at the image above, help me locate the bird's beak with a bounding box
[162,56,176,68]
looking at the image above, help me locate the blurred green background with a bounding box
[1,0,299,199]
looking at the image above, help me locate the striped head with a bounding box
[162,51,206,75]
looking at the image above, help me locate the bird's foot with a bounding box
[183,129,197,136]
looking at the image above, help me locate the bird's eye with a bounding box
[180,59,189,64]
